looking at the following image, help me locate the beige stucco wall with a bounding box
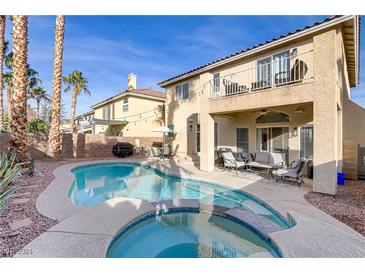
[165,39,315,159]
[93,95,164,137]
[163,26,361,195]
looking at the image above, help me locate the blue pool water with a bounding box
[106,211,280,258]
[68,162,290,228]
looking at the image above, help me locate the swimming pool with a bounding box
[68,162,290,229]
[106,211,281,258]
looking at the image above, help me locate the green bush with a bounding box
[27,118,48,133]
[0,153,20,214]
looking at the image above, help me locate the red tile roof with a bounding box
[128,88,166,99]
[91,88,165,108]
[158,15,346,86]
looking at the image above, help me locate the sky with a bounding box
[3,15,365,117]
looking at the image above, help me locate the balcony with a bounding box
[209,50,313,99]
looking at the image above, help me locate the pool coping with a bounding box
[20,158,365,258]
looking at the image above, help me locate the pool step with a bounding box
[225,207,283,238]
[151,199,200,212]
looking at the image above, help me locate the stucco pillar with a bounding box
[312,30,338,195]
[200,111,215,171]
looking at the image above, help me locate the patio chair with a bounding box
[217,147,243,166]
[151,147,160,158]
[170,144,180,158]
[161,144,171,159]
[275,158,306,186]
[221,152,246,174]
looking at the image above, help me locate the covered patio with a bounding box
[195,99,342,195]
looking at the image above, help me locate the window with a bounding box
[123,98,129,112]
[257,57,272,86]
[175,82,189,100]
[273,51,290,84]
[256,50,291,87]
[214,122,218,150]
[102,105,111,120]
[256,127,289,154]
[213,73,220,93]
[196,124,200,153]
[167,125,174,137]
[300,125,313,159]
[236,128,249,153]
[175,85,182,100]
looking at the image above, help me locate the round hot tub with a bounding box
[106,211,280,258]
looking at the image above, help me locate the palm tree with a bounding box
[0,16,5,130]
[48,16,65,160]
[26,66,42,92]
[63,70,90,133]
[28,87,50,118]
[2,72,13,117]
[8,16,29,160]
[4,51,12,69]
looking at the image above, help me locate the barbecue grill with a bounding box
[112,142,134,158]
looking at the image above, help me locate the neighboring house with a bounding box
[60,119,72,133]
[76,110,95,134]
[88,73,165,137]
[159,15,363,195]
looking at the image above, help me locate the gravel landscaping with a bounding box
[0,157,116,257]
[305,180,365,237]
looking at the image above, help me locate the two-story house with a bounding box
[159,15,363,195]
[75,110,95,134]
[84,73,165,137]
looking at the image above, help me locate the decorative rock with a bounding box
[13,207,24,212]
[0,230,20,237]
[11,198,30,205]
[34,171,45,177]
[12,192,31,198]
[9,218,33,230]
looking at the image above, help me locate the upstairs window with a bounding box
[175,82,189,100]
[175,85,182,100]
[102,105,111,120]
[213,72,220,92]
[123,98,129,112]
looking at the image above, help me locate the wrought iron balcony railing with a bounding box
[209,50,313,99]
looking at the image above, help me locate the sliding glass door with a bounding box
[273,51,290,84]
[256,127,288,154]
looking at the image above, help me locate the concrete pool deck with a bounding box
[15,157,365,258]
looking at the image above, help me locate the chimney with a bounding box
[128,73,137,90]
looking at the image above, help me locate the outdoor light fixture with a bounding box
[292,127,298,137]
[188,119,194,131]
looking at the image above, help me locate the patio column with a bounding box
[200,111,215,172]
[312,29,339,195]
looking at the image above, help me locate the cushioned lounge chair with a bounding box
[275,158,306,186]
[222,152,246,174]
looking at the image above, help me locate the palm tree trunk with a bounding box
[9,16,29,160]
[48,16,65,160]
[36,98,40,118]
[0,16,5,130]
[70,90,77,133]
